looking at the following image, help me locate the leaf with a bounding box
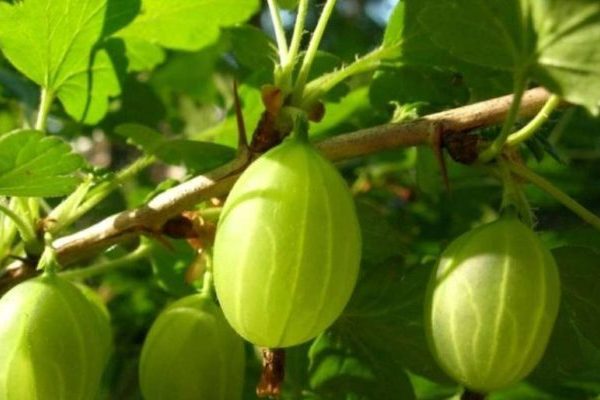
[369,66,469,111]
[147,238,196,297]
[0,130,85,197]
[384,0,455,66]
[415,147,442,199]
[310,87,373,139]
[116,0,259,51]
[418,0,531,71]
[155,141,235,173]
[101,76,167,129]
[309,331,416,400]
[530,246,600,391]
[121,37,166,72]
[55,49,121,123]
[531,0,600,115]
[337,258,450,383]
[150,45,222,102]
[196,82,263,147]
[226,25,276,71]
[553,247,600,349]
[116,123,235,173]
[0,0,138,123]
[384,0,515,100]
[417,0,600,114]
[355,201,407,265]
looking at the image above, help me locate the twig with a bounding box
[4,88,552,277]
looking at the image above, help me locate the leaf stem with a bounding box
[0,201,37,245]
[267,0,289,65]
[508,162,600,231]
[478,75,527,162]
[35,88,54,132]
[301,45,394,107]
[60,244,151,280]
[506,94,561,147]
[293,0,337,103]
[287,0,308,67]
[78,155,155,217]
[278,0,309,90]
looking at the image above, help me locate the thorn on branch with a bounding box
[233,80,249,152]
[430,123,450,192]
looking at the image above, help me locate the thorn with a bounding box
[431,123,450,192]
[233,80,248,152]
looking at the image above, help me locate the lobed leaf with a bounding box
[0,130,84,197]
[0,0,137,123]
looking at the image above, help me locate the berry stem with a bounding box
[509,162,600,231]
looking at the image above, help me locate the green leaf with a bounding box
[553,247,600,349]
[226,25,276,71]
[121,37,166,72]
[530,246,600,391]
[150,46,222,103]
[116,123,235,173]
[155,141,235,173]
[0,130,84,197]
[116,0,260,51]
[531,0,600,115]
[416,147,442,199]
[309,331,416,400]
[55,49,121,123]
[369,66,469,111]
[310,87,373,139]
[0,0,136,123]
[417,0,600,114]
[356,201,407,265]
[147,238,196,297]
[196,82,263,147]
[418,0,531,71]
[384,0,455,66]
[337,257,450,383]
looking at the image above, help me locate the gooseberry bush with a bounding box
[0,0,599,399]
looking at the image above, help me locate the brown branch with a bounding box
[6,87,552,275]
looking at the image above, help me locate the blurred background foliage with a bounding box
[0,0,599,398]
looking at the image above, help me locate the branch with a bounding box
[6,88,552,274]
